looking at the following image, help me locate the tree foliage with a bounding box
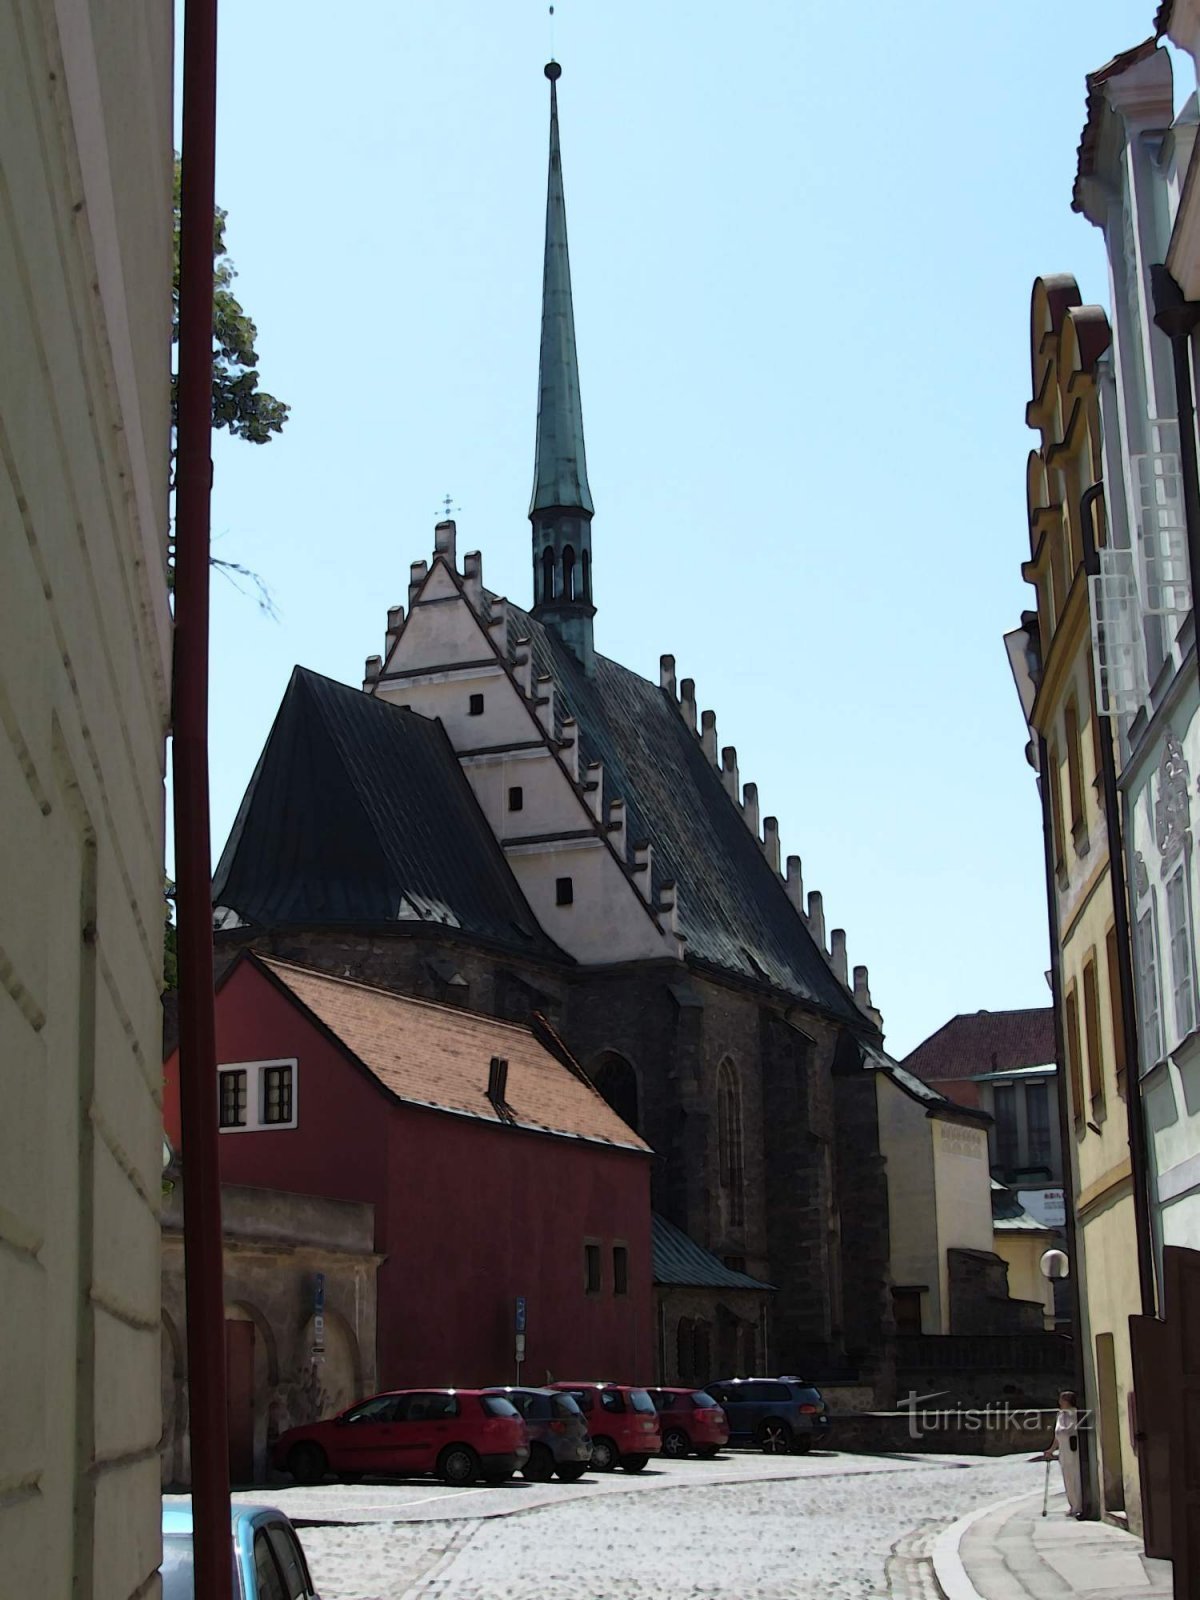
[171,158,289,449]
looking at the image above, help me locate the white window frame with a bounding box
[1135,904,1163,1073]
[1166,863,1196,1044]
[217,1058,299,1133]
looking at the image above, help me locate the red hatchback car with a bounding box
[272,1389,529,1487]
[645,1387,730,1459]
[548,1382,661,1472]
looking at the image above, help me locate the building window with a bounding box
[1082,956,1105,1112]
[1064,987,1085,1126]
[1026,1081,1052,1170]
[1048,742,1066,877]
[468,693,484,716]
[508,785,524,812]
[218,1059,298,1132]
[717,1059,745,1227]
[1137,907,1163,1070]
[1167,866,1196,1041]
[219,1069,247,1128]
[1064,700,1085,841]
[584,1241,602,1294]
[1105,926,1127,1093]
[612,1244,629,1296]
[993,1084,1018,1174]
[556,876,574,906]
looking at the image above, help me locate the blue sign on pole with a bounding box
[314,1272,325,1313]
[515,1296,527,1334]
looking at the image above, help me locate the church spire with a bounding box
[530,60,596,672]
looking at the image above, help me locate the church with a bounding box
[211,61,900,1392]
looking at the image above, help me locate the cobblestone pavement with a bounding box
[267,1451,1037,1599]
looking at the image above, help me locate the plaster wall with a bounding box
[875,1077,940,1332]
[932,1120,994,1325]
[992,1233,1055,1327]
[1,4,172,1594]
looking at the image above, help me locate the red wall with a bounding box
[163,959,654,1389]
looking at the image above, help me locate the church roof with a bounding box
[212,666,562,960]
[652,1213,772,1291]
[502,602,866,1023]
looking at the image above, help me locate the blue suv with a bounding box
[706,1377,832,1454]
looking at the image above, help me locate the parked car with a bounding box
[645,1386,730,1459]
[547,1381,662,1472]
[484,1385,593,1482]
[161,1501,320,1599]
[706,1377,832,1454]
[272,1388,529,1486]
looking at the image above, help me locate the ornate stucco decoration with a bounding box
[1155,731,1191,865]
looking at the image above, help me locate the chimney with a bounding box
[742,782,760,837]
[536,674,555,735]
[854,965,872,1009]
[385,604,405,654]
[785,855,804,913]
[514,639,533,698]
[561,716,579,780]
[433,518,457,570]
[807,890,826,950]
[830,928,848,985]
[762,816,781,872]
[584,761,604,820]
[408,559,428,608]
[608,797,626,855]
[680,678,697,732]
[463,550,483,611]
[721,746,739,801]
[487,1054,509,1114]
[363,654,382,687]
[660,654,677,697]
[700,710,717,763]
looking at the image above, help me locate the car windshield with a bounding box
[480,1395,520,1417]
[629,1389,657,1414]
[691,1391,718,1408]
[160,1535,241,1600]
[551,1394,583,1419]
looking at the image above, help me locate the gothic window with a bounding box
[562,544,576,601]
[717,1059,745,1227]
[591,1052,640,1136]
[676,1317,694,1383]
[581,548,591,602]
[541,545,556,604]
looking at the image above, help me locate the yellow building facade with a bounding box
[1022,277,1143,1528]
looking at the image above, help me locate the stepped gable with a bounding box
[502,601,864,1023]
[213,665,562,958]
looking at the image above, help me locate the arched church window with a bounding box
[541,546,556,604]
[562,545,576,602]
[717,1060,745,1227]
[676,1317,694,1384]
[590,1052,640,1135]
[581,548,591,602]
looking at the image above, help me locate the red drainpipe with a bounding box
[173,0,232,1593]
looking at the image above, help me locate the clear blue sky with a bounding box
[184,1,1186,1058]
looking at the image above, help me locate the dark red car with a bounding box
[548,1381,661,1472]
[271,1389,529,1486]
[645,1386,730,1459]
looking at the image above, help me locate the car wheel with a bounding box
[620,1453,649,1472]
[437,1443,481,1486]
[555,1462,588,1482]
[287,1443,328,1485]
[696,1446,720,1459]
[662,1428,691,1459]
[755,1418,793,1455]
[522,1444,555,1482]
[589,1436,618,1472]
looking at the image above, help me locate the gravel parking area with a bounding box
[225,1450,1040,1599]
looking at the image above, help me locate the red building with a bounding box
[164,953,653,1393]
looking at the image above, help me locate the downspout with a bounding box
[173,0,232,1594]
[1078,483,1157,1320]
[1034,718,1095,1519]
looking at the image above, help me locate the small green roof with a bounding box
[652,1213,773,1291]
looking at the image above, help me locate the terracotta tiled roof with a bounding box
[256,955,649,1152]
[901,1008,1056,1083]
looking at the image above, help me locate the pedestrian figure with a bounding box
[1043,1390,1083,1517]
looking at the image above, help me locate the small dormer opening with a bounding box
[508,786,524,812]
[487,1054,509,1110]
[556,876,574,906]
[469,693,484,716]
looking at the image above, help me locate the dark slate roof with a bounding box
[861,1041,992,1126]
[501,603,865,1024]
[652,1213,772,1291]
[213,666,562,959]
[991,1180,1051,1234]
[901,1009,1055,1084]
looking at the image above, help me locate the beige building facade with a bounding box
[1,2,173,1594]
